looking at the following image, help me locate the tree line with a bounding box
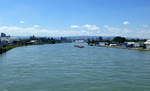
[87,36,147,44]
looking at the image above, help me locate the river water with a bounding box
[0,43,150,91]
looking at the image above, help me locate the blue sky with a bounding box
[0,0,150,38]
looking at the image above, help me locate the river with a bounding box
[0,43,150,91]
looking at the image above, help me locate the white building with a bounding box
[109,44,117,47]
[75,40,85,43]
[0,37,13,48]
[144,40,150,50]
[126,42,144,48]
[126,42,135,45]
[99,42,107,46]
[0,38,8,48]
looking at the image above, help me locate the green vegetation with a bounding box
[0,36,60,54]
[29,36,60,44]
[0,45,17,54]
[112,36,126,43]
[87,36,146,44]
[87,36,149,51]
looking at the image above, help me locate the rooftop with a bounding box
[144,40,150,44]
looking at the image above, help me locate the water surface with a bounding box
[0,43,150,91]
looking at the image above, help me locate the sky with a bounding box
[0,0,150,38]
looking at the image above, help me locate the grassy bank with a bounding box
[0,45,22,54]
[105,46,149,52]
[0,42,61,54]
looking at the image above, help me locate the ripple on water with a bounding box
[0,43,150,91]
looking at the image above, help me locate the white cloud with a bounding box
[19,21,25,24]
[142,24,149,28]
[104,25,109,28]
[70,25,80,29]
[0,26,101,37]
[123,21,129,25]
[70,24,100,30]
[104,25,121,31]
[103,25,132,37]
[0,25,150,38]
[103,25,150,38]
[82,24,100,30]
[33,25,40,28]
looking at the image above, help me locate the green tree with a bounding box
[112,36,126,43]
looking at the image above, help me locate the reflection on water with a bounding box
[0,43,150,91]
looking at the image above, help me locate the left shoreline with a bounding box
[0,34,62,54]
[0,45,20,54]
[0,43,55,54]
[0,44,36,54]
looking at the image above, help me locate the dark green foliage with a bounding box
[87,36,146,45]
[126,38,146,42]
[0,45,17,54]
[112,36,126,43]
[28,36,59,44]
[98,36,103,41]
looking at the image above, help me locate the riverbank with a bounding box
[95,45,150,52]
[0,45,19,54]
[87,36,150,51]
[0,35,62,54]
[0,44,34,54]
[0,43,57,54]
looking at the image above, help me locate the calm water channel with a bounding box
[0,43,150,91]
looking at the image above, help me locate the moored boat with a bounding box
[74,45,85,48]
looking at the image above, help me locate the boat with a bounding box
[74,45,85,48]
